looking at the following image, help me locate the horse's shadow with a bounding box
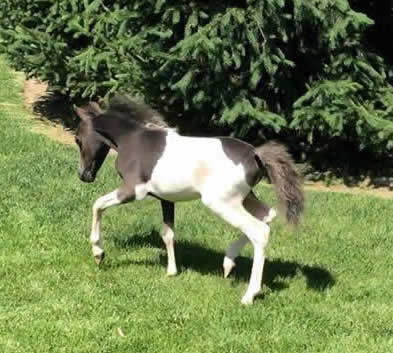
[109,230,335,293]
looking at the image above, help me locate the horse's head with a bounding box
[74,102,110,183]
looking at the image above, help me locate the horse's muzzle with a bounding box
[79,170,95,183]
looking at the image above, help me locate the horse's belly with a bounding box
[153,189,201,202]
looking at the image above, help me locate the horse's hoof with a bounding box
[94,252,105,265]
[166,269,178,277]
[240,295,254,305]
[223,256,235,278]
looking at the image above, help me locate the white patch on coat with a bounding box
[146,131,251,202]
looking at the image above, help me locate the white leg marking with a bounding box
[90,189,122,263]
[240,222,269,305]
[223,207,274,279]
[202,196,270,304]
[263,208,277,224]
[223,256,236,278]
[223,194,276,279]
[162,224,177,276]
[223,235,248,278]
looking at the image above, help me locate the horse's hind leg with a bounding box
[223,192,276,278]
[223,235,248,278]
[90,187,134,264]
[160,200,177,276]
[202,195,270,304]
[245,192,277,224]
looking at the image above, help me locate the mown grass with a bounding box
[1,57,393,353]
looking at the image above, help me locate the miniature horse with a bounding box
[74,96,304,305]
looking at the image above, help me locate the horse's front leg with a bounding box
[90,187,135,264]
[160,200,177,276]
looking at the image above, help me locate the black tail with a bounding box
[255,141,304,225]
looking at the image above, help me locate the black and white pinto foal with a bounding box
[74,97,304,305]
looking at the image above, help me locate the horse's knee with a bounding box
[263,208,277,224]
[245,222,270,248]
[243,193,277,224]
[117,188,135,203]
[162,224,175,244]
[93,199,104,215]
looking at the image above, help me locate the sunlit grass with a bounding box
[1,57,393,353]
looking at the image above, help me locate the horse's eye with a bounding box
[75,137,81,147]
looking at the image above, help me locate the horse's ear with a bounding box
[88,102,104,115]
[73,105,92,121]
[74,102,102,121]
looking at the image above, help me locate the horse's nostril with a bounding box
[79,170,94,183]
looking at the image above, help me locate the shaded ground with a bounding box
[22,78,393,199]
[23,78,76,145]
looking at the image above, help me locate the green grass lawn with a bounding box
[1,57,393,353]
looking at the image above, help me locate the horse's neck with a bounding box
[93,115,141,150]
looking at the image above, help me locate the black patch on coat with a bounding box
[218,137,262,187]
[112,128,168,184]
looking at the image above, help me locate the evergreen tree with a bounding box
[1,0,393,156]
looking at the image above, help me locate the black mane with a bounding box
[105,95,168,128]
